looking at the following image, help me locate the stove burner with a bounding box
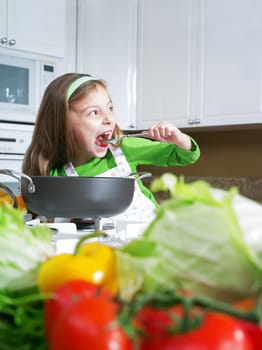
[71,218,95,230]
[71,218,115,232]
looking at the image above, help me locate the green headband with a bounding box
[67,76,96,100]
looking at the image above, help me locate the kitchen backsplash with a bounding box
[143,176,262,204]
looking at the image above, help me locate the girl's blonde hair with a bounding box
[22,73,122,176]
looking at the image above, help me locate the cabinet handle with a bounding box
[188,119,201,125]
[0,37,8,44]
[8,39,16,46]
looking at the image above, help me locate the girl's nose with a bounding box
[102,110,114,123]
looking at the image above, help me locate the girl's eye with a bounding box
[88,109,98,117]
[109,105,114,112]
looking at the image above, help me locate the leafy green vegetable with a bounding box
[0,205,55,291]
[117,174,262,302]
[0,287,48,350]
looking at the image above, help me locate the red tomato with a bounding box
[48,296,133,350]
[136,305,178,336]
[138,308,253,350]
[237,319,262,350]
[136,304,202,339]
[233,297,262,349]
[45,280,112,340]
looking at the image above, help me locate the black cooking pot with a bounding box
[0,169,150,218]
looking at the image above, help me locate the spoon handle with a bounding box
[102,132,150,145]
[125,132,150,138]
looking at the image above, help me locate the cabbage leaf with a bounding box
[0,204,55,291]
[117,174,262,302]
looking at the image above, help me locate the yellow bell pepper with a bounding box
[37,240,119,295]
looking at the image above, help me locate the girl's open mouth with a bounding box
[95,131,111,147]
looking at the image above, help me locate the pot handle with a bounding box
[0,182,18,208]
[0,169,36,193]
[126,172,152,181]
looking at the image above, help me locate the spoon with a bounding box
[102,132,150,146]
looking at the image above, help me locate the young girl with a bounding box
[22,73,200,228]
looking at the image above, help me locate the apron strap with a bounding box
[108,146,132,177]
[64,162,78,176]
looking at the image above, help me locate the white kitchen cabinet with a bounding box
[76,0,262,130]
[77,0,137,130]
[0,1,7,47]
[137,0,262,129]
[198,0,262,127]
[136,0,197,129]
[0,0,66,57]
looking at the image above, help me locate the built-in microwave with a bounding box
[0,51,59,123]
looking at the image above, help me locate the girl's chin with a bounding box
[94,146,108,157]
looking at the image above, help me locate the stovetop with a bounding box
[26,217,148,254]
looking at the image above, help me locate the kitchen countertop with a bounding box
[143,176,262,204]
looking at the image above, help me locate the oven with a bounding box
[0,122,34,192]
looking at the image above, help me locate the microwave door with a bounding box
[0,54,36,122]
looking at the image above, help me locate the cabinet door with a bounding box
[137,0,262,129]
[77,0,137,130]
[0,0,7,46]
[6,0,66,57]
[198,0,262,127]
[136,0,198,129]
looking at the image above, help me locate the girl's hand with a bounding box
[146,122,192,150]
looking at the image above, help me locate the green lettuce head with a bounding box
[0,204,55,291]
